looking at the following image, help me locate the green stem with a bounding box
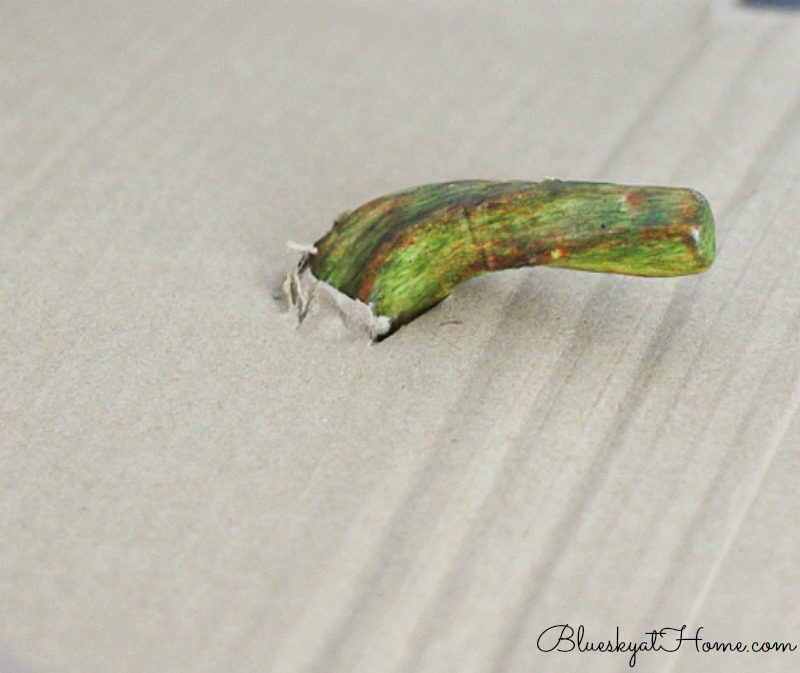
[309,180,715,337]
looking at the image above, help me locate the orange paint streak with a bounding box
[355,256,386,301]
[626,190,643,208]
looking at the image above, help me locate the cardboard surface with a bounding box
[1,2,798,672]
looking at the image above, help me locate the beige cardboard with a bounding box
[1,2,798,672]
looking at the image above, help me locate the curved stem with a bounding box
[308,180,715,337]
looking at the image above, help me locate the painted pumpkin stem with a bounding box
[306,180,715,338]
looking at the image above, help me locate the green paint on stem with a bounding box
[308,180,715,338]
